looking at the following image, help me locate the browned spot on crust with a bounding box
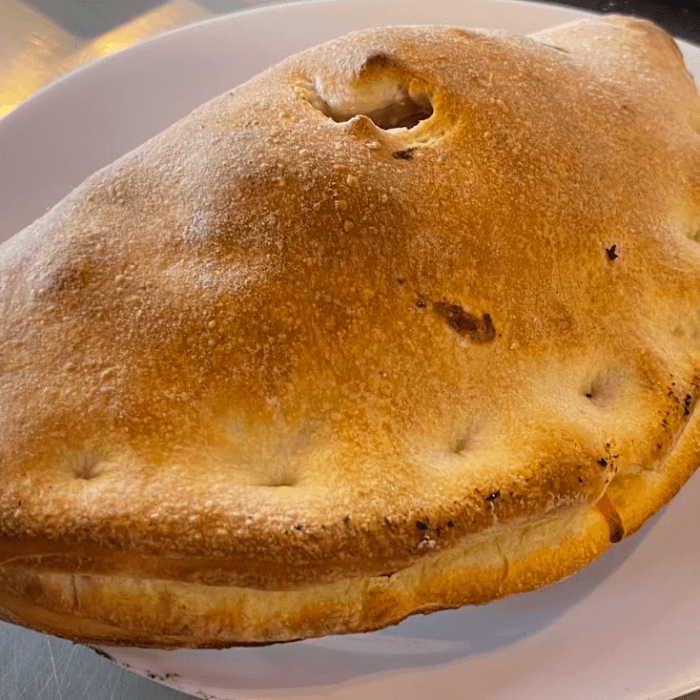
[596,493,625,543]
[605,244,619,261]
[432,302,496,343]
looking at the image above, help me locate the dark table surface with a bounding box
[1,1,699,699]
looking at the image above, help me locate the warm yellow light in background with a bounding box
[67,1,211,66]
[87,31,139,58]
[0,0,211,119]
[0,0,80,118]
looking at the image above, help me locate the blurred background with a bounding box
[1,0,700,120]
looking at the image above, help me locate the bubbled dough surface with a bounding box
[1,15,700,606]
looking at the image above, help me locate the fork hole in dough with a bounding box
[264,475,299,488]
[583,370,621,407]
[450,425,479,455]
[70,452,101,480]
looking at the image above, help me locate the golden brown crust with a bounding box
[0,506,614,647]
[1,14,700,645]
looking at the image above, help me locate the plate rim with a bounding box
[2,2,700,700]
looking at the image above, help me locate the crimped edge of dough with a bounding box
[3,398,698,648]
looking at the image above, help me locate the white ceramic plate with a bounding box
[2,1,700,699]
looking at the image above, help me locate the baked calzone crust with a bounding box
[1,14,700,647]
